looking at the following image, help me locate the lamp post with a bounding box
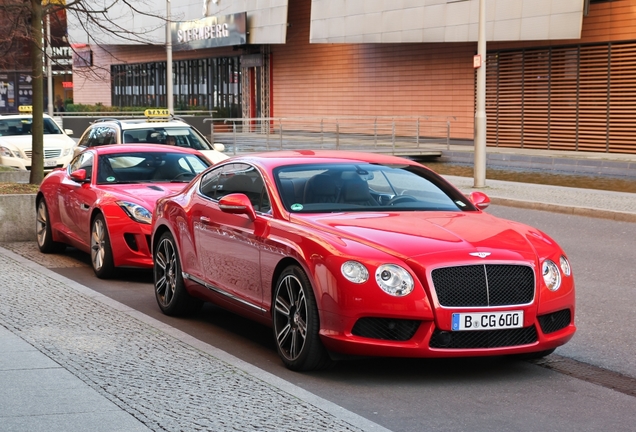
[474,0,487,188]
[166,0,174,114]
[46,12,54,116]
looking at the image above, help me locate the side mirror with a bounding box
[70,168,88,183]
[468,191,490,210]
[213,143,225,152]
[218,193,256,220]
[64,129,74,136]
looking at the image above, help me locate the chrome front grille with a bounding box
[431,264,535,307]
[24,149,62,159]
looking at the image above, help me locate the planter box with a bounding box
[0,169,30,183]
[0,194,36,242]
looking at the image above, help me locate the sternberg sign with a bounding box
[171,12,247,51]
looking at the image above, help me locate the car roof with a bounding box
[90,143,204,156]
[227,150,420,170]
[90,118,192,130]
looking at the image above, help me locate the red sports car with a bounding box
[151,151,576,371]
[36,144,210,278]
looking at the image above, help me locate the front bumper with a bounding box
[319,308,576,358]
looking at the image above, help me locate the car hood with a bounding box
[0,135,75,150]
[98,183,186,210]
[299,211,543,263]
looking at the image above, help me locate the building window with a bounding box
[111,56,242,117]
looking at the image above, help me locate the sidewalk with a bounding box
[1,170,636,431]
[445,175,636,223]
[0,248,389,432]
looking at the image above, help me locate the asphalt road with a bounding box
[6,205,636,432]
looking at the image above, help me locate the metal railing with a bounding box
[204,116,455,156]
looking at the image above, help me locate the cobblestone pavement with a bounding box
[0,248,388,432]
[1,241,88,268]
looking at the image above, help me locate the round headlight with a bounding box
[341,261,369,284]
[560,255,571,276]
[542,259,561,291]
[375,264,414,297]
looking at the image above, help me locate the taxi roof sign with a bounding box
[144,109,171,118]
[18,105,33,114]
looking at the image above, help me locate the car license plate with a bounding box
[452,311,523,331]
[44,159,57,167]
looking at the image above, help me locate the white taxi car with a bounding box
[75,109,228,164]
[0,106,76,170]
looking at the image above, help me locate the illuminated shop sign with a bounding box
[171,12,247,51]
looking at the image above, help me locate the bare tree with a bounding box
[0,0,166,184]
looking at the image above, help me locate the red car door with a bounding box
[191,164,263,311]
[57,152,96,248]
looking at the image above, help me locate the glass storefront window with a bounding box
[111,56,241,117]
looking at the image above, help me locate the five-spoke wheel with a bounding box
[36,199,65,253]
[273,265,332,371]
[90,214,115,279]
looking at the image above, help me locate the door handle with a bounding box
[200,216,211,224]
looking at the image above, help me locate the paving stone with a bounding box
[0,253,367,432]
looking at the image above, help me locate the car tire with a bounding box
[154,231,202,316]
[36,198,66,253]
[273,265,333,371]
[90,214,115,279]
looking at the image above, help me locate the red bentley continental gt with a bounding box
[36,144,210,278]
[151,151,576,371]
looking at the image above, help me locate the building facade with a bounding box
[68,0,636,154]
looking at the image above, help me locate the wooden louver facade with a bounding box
[485,41,636,154]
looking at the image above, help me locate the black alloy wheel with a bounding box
[273,265,333,371]
[154,231,202,316]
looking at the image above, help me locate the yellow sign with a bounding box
[144,109,171,118]
[18,105,33,113]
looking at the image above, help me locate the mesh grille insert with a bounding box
[431,264,534,307]
[430,326,538,349]
[538,309,571,334]
[351,318,421,341]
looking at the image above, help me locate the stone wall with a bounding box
[0,194,36,242]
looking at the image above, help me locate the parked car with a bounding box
[0,106,76,170]
[151,150,576,371]
[74,109,228,164]
[36,144,211,278]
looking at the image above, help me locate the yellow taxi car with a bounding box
[0,106,76,170]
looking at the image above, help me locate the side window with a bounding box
[200,163,270,213]
[199,166,224,199]
[84,126,116,147]
[86,127,102,148]
[77,127,94,147]
[217,163,270,213]
[95,127,117,145]
[68,152,94,180]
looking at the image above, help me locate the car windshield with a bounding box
[274,163,476,213]
[0,118,64,136]
[122,127,213,150]
[95,151,209,184]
